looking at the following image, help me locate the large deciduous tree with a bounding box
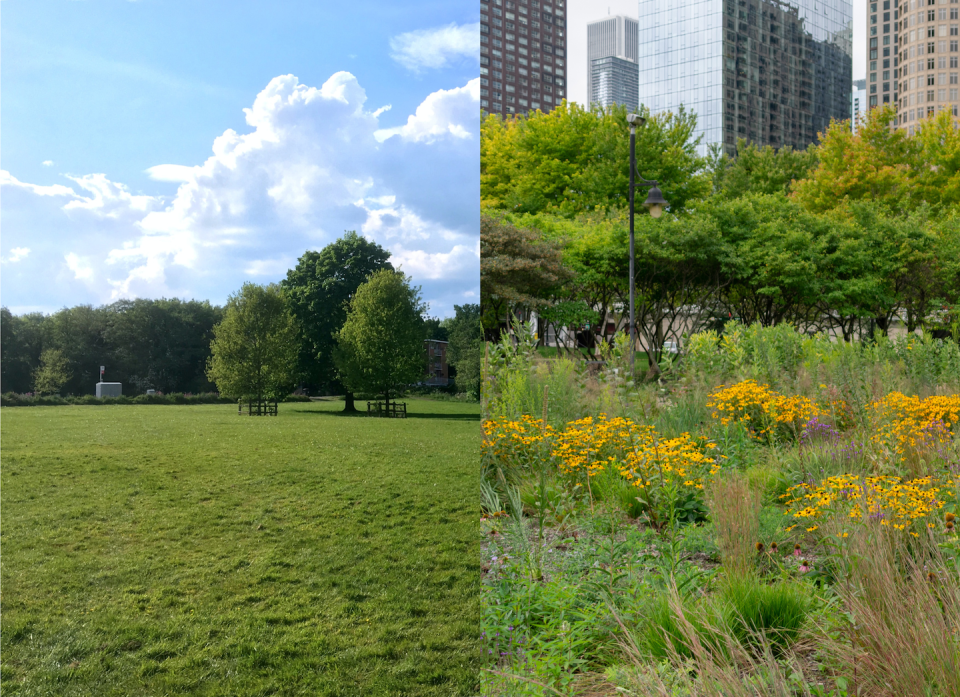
[334,270,426,412]
[481,102,709,216]
[206,283,299,404]
[281,232,392,410]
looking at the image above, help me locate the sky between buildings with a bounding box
[567,0,867,107]
[1,0,480,318]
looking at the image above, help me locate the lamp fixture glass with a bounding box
[643,186,668,219]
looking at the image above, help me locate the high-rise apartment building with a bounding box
[587,16,640,108]
[895,0,960,135]
[852,78,867,130]
[867,0,898,111]
[637,0,852,154]
[480,0,568,117]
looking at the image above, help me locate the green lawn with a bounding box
[1,399,480,696]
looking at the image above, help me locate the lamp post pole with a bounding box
[629,123,636,377]
[625,113,668,380]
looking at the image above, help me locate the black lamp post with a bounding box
[627,113,669,377]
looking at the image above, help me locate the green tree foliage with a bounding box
[480,214,573,339]
[1,301,221,396]
[791,106,960,214]
[102,298,222,393]
[32,349,71,396]
[206,283,299,402]
[1,308,46,393]
[423,317,450,342]
[334,270,427,409]
[445,304,483,397]
[481,102,709,216]
[715,139,818,199]
[281,232,393,394]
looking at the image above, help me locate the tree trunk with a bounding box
[343,391,358,413]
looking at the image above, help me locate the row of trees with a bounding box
[2,233,482,401]
[480,104,960,375]
[1,299,222,396]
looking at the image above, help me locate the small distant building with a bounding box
[852,79,867,133]
[424,340,450,386]
[96,382,122,398]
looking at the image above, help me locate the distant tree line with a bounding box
[2,234,483,401]
[481,103,960,376]
[1,299,222,396]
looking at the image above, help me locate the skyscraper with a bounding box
[895,0,960,135]
[852,78,867,131]
[480,0,568,117]
[867,0,898,113]
[587,15,640,109]
[636,0,853,154]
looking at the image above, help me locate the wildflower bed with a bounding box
[482,342,960,696]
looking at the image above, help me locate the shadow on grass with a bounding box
[291,408,479,421]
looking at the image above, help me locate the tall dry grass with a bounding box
[816,524,960,697]
[706,472,761,576]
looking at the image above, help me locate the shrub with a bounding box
[0,392,233,407]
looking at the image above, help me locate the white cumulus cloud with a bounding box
[0,72,479,316]
[389,23,479,73]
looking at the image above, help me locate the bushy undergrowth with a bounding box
[0,391,235,406]
[481,321,960,696]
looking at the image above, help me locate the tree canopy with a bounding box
[334,270,427,408]
[481,102,710,216]
[281,232,393,393]
[206,283,299,402]
[479,101,960,375]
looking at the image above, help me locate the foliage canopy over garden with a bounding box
[480,104,960,370]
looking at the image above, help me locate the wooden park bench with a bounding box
[238,399,278,416]
[367,401,407,418]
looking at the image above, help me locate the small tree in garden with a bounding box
[334,270,426,412]
[33,349,71,396]
[206,283,299,408]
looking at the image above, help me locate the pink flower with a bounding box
[799,561,810,573]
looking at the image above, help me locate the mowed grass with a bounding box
[1,399,480,696]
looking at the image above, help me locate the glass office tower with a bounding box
[591,56,641,108]
[637,0,853,153]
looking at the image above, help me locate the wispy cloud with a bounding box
[3,247,31,264]
[389,23,479,73]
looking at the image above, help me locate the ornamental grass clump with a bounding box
[818,525,960,697]
[706,472,761,576]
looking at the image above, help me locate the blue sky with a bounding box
[1,0,480,317]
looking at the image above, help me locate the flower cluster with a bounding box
[781,473,956,533]
[867,393,960,463]
[550,413,722,490]
[482,414,554,470]
[707,380,822,441]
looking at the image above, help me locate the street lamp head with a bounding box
[644,186,668,219]
[626,113,646,127]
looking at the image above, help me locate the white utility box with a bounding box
[96,382,122,398]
